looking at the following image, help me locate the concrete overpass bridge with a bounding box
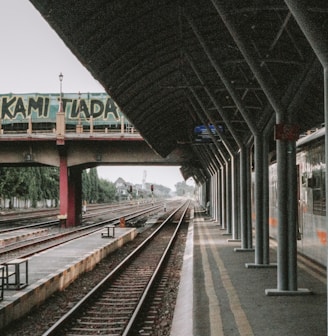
[0,132,188,168]
[0,92,188,226]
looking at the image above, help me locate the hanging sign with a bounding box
[274,123,300,141]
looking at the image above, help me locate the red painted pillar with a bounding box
[67,167,82,227]
[58,154,68,227]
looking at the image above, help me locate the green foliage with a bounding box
[82,168,116,203]
[175,181,195,196]
[98,178,116,202]
[0,166,116,208]
[0,166,59,207]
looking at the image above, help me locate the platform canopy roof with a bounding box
[29,0,327,183]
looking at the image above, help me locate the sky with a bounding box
[0,0,194,191]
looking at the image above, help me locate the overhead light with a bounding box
[24,153,32,161]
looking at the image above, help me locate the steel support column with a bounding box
[277,138,288,289]
[240,146,248,249]
[287,141,298,290]
[284,0,328,69]
[213,171,220,223]
[232,153,240,240]
[211,0,310,294]
[225,159,232,233]
[245,144,253,249]
[208,146,223,223]
[212,173,217,220]
[209,145,228,227]
[285,0,328,302]
[235,145,253,251]
[255,135,263,263]
[266,135,309,295]
[212,172,217,221]
[262,134,270,264]
[246,133,275,267]
[230,155,237,236]
[217,167,222,225]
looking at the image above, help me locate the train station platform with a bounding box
[0,226,137,329]
[171,208,327,336]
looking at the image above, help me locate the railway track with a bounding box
[42,201,190,336]
[0,201,169,263]
[0,201,151,232]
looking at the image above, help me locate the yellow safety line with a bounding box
[196,218,224,335]
[297,262,326,284]
[200,221,254,336]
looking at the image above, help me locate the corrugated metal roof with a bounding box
[29,0,327,181]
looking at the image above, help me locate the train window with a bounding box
[269,164,278,206]
[312,168,325,216]
[309,142,326,216]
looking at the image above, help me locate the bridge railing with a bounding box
[0,116,139,137]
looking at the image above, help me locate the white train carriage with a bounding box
[268,127,326,266]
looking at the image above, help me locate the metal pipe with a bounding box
[254,134,264,264]
[240,145,248,248]
[287,140,297,290]
[246,144,253,249]
[262,137,270,264]
[277,138,288,290]
[226,159,232,234]
[233,153,240,240]
[284,0,328,68]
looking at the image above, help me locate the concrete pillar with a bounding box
[58,155,82,227]
[56,111,65,136]
[58,154,68,227]
[67,167,82,227]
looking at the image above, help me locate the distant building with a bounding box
[114,177,129,200]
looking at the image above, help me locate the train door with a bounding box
[297,164,302,240]
[297,151,308,241]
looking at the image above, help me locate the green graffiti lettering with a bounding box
[91,99,104,118]
[104,98,120,120]
[70,99,79,118]
[80,100,90,118]
[62,98,72,113]
[14,97,26,118]
[28,97,46,117]
[44,98,50,117]
[1,97,16,119]
[0,94,123,124]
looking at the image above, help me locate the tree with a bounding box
[82,170,91,202]
[175,181,194,196]
[0,166,116,209]
[89,168,99,203]
[98,178,116,202]
[0,166,59,208]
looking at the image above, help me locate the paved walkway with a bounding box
[171,209,326,336]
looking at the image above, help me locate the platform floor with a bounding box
[171,209,327,336]
[0,225,137,329]
[0,210,326,335]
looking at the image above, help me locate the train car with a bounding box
[268,127,326,266]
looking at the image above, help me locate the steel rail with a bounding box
[0,202,167,261]
[122,200,190,335]
[41,200,189,336]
